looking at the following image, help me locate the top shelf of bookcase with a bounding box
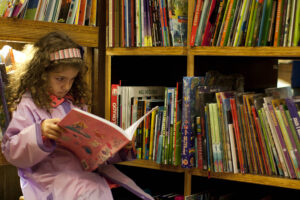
[0,18,98,47]
[106,46,300,58]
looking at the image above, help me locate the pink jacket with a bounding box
[1,93,154,200]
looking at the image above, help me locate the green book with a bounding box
[261,0,274,46]
[293,0,300,46]
[222,0,238,46]
[245,0,257,46]
[233,0,249,46]
[258,109,277,175]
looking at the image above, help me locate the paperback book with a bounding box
[58,106,158,171]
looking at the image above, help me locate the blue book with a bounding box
[156,135,163,164]
[181,76,204,168]
[257,0,268,46]
[23,0,40,20]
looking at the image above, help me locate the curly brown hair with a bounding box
[8,31,91,112]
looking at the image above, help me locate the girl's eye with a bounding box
[56,77,65,81]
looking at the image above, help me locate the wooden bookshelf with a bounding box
[106,0,300,197]
[0,18,98,47]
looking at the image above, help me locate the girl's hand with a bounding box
[41,118,64,141]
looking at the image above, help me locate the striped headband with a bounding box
[50,48,82,61]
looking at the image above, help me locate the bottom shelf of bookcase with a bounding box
[118,160,300,194]
[191,169,300,190]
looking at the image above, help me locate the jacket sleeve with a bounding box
[1,102,55,168]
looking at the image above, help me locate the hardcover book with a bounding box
[58,106,158,171]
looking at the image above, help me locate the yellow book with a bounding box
[74,0,81,24]
[89,0,97,26]
[149,109,157,160]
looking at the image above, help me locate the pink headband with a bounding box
[50,48,82,61]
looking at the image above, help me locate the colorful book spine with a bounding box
[230,98,245,173]
[190,0,204,46]
[293,0,300,46]
[194,0,211,46]
[268,104,296,178]
[220,0,237,46]
[285,98,300,140]
[181,77,202,168]
[279,105,300,178]
[273,0,283,46]
[201,0,218,46]
[275,107,300,178]
[212,0,228,46]
[263,103,288,177]
[252,106,271,175]
[258,108,277,175]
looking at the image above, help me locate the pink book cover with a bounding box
[58,107,158,171]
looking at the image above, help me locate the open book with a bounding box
[57,106,158,171]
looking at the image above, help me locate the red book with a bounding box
[78,0,87,25]
[130,0,135,47]
[251,106,270,175]
[230,98,245,173]
[190,0,204,46]
[201,0,218,46]
[111,84,120,124]
[58,107,158,171]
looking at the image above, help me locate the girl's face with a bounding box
[48,65,79,98]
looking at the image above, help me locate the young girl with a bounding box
[1,31,154,200]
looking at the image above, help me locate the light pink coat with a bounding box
[1,93,154,200]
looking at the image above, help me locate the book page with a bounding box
[124,106,159,139]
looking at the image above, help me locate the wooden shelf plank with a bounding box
[106,46,300,57]
[192,169,300,190]
[0,18,98,47]
[118,160,300,190]
[106,47,187,55]
[190,47,300,57]
[118,160,185,173]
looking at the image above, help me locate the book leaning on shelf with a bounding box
[57,106,158,172]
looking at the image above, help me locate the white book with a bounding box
[228,123,239,173]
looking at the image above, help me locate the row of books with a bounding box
[182,77,300,179]
[110,84,182,165]
[108,0,300,47]
[0,0,97,26]
[108,0,188,47]
[193,86,300,179]
[190,0,300,47]
[111,75,300,180]
[110,71,244,166]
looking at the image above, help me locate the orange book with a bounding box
[78,0,87,25]
[220,0,234,46]
[89,0,97,26]
[273,0,283,46]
